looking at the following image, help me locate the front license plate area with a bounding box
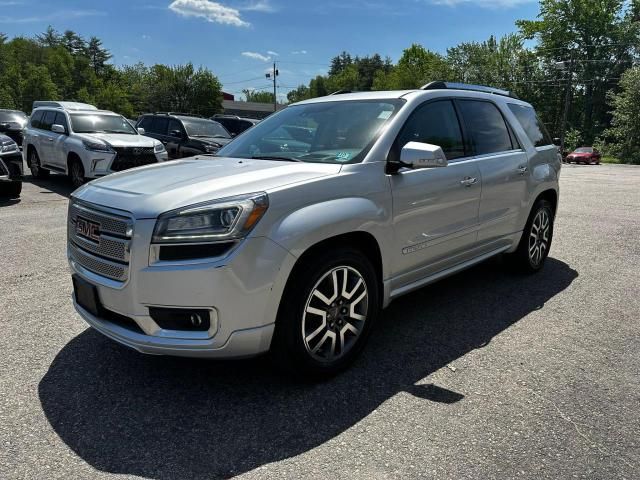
[72,274,101,317]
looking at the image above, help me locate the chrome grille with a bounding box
[68,200,133,282]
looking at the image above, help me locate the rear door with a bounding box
[456,99,530,247]
[38,110,58,166]
[389,99,482,288]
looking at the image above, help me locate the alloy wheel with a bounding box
[30,151,40,176]
[302,266,368,362]
[528,208,550,266]
[71,162,84,187]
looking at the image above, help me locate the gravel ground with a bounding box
[1,164,639,480]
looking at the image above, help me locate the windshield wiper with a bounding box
[251,155,303,162]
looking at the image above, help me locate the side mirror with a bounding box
[137,127,145,135]
[0,122,9,132]
[170,129,183,138]
[399,141,448,169]
[51,124,66,134]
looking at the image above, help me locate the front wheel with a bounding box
[69,159,86,188]
[271,247,380,377]
[1,181,21,198]
[28,149,49,178]
[508,199,554,273]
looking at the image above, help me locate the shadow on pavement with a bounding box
[39,257,577,479]
[27,174,75,198]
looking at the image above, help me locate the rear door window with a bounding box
[30,111,44,129]
[508,103,553,147]
[458,100,514,155]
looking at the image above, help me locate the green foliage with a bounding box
[243,89,275,103]
[564,128,583,151]
[0,28,222,117]
[602,67,640,164]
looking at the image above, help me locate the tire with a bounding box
[69,158,86,188]
[271,247,380,377]
[28,148,49,178]
[508,199,554,273]
[1,181,21,198]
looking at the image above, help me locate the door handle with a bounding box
[47,138,53,142]
[517,165,528,175]
[460,176,478,187]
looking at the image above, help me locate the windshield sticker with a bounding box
[336,152,351,161]
[378,110,392,120]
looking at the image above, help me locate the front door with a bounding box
[389,100,481,291]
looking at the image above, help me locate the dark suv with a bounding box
[211,115,260,137]
[0,109,28,147]
[136,113,233,159]
[0,133,23,198]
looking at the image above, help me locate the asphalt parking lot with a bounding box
[1,163,639,479]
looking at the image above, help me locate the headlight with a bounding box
[154,143,166,153]
[0,141,18,153]
[152,192,269,244]
[204,144,220,153]
[83,139,113,153]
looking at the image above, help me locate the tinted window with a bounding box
[54,112,68,132]
[138,116,151,129]
[182,119,229,138]
[508,104,552,148]
[167,119,184,136]
[150,117,169,135]
[30,111,44,129]
[41,111,56,131]
[458,100,514,155]
[395,100,465,160]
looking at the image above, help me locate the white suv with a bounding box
[68,83,560,376]
[23,101,168,187]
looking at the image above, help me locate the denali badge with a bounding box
[76,216,101,242]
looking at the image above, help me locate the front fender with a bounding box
[267,196,393,278]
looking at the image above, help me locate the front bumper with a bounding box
[68,215,296,358]
[85,150,168,178]
[0,151,23,181]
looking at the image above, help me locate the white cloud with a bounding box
[291,50,308,55]
[430,0,534,7]
[267,50,279,56]
[141,34,151,40]
[242,51,271,61]
[241,0,275,12]
[169,0,249,27]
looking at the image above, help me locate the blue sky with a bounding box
[0,0,541,100]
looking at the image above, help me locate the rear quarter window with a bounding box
[508,104,553,148]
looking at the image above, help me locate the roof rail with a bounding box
[328,90,352,96]
[212,114,240,119]
[154,112,204,118]
[421,81,518,99]
[32,101,98,111]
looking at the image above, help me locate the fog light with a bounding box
[148,307,211,332]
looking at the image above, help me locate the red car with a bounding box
[565,147,601,165]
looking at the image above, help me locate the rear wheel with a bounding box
[271,247,380,377]
[508,199,554,273]
[28,148,49,178]
[69,158,86,188]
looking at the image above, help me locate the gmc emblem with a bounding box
[76,216,101,243]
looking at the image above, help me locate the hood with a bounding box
[72,156,342,218]
[75,132,158,147]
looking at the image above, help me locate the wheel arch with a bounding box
[533,188,558,216]
[66,151,83,174]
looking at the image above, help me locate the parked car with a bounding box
[137,113,233,159]
[211,114,260,137]
[0,109,28,148]
[68,82,560,376]
[565,147,601,164]
[0,134,23,198]
[23,101,168,188]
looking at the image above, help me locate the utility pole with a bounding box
[558,53,574,157]
[265,63,279,112]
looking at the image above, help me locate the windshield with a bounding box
[0,111,27,123]
[182,118,230,138]
[574,147,593,153]
[69,114,137,134]
[217,99,404,164]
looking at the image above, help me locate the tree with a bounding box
[87,36,112,75]
[36,26,60,47]
[602,67,640,163]
[242,89,275,103]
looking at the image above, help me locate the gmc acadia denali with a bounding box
[68,82,561,375]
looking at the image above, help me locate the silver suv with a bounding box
[23,101,168,188]
[68,83,560,375]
